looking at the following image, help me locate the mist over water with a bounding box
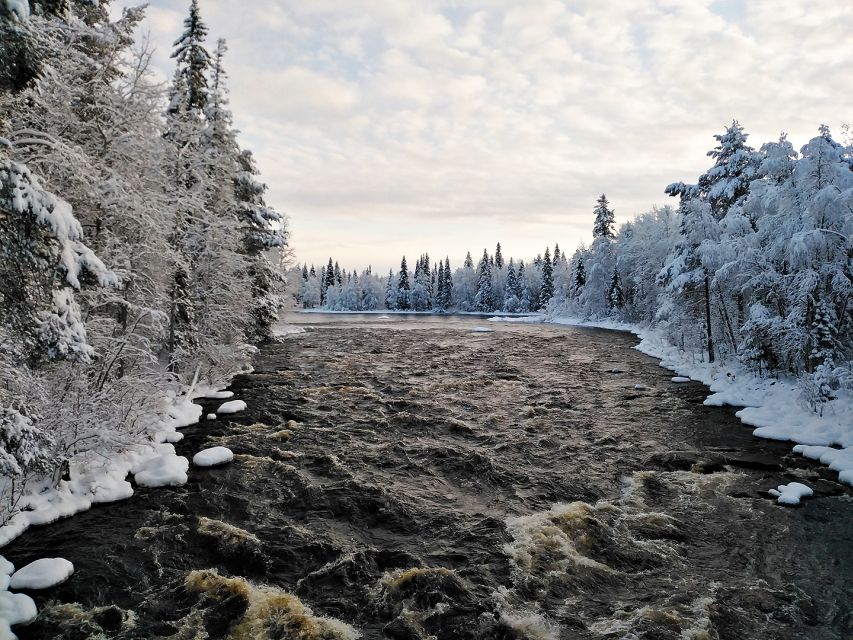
[6,315,852,639]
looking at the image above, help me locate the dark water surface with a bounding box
[5,314,853,639]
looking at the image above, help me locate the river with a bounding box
[5,314,852,639]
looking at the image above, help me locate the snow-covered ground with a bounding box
[490,314,853,489]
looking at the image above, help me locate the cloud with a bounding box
[116,0,853,271]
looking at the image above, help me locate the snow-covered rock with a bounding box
[164,431,184,444]
[768,482,813,506]
[0,591,36,626]
[206,413,217,420]
[4,0,30,21]
[633,384,646,390]
[192,447,234,468]
[610,368,624,373]
[133,454,189,488]
[9,558,74,590]
[671,376,691,383]
[203,390,234,400]
[217,400,247,414]
[470,327,494,333]
[0,558,13,591]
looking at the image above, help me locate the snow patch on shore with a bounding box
[0,390,204,549]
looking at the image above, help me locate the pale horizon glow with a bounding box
[116,0,853,272]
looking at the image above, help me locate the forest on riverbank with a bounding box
[1,0,287,516]
[294,122,853,411]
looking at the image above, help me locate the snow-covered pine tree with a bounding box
[495,242,504,269]
[593,194,615,239]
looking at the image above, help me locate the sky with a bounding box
[114,0,853,272]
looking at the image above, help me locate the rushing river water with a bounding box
[5,314,853,639]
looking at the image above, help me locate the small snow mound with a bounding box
[634,384,646,390]
[671,376,691,383]
[9,558,74,590]
[206,413,217,420]
[193,447,234,468]
[133,454,189,487]
[217,400,247,414]
[0,591,36,626]
[768,482,813,506]
[470,327,494,333]
[610,368,624,374]
[164,431,184,443]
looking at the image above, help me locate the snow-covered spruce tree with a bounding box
[573,254,586,298]
[593,194,615,239]
[162,3,212,369]
[539,246,554,309]
[384,269,397,310]
[607,268,624,309]
[322,258,335,305]
[233,148,288,341]
[516,260,530,311]
[474,249,493,311]
[503,259,520,312]
[441,257,453,309]
[397,256,410,310]
[434,260,446,311]
[667,121,761,221]
[454,251,477,311]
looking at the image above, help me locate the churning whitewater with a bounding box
[4,315,852,639]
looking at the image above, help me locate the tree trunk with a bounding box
[704,274,715,363]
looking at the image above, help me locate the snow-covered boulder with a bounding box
[204,390,233,400]
[217,400,246,415]
[9,558,74,590]
[0,591,36,625]
[671,376,691,383]
[470,327,493,333]
[192,447,234,468]
[133,454,189,488]
[0,558,13,591]
[206,413,217,420]
[768,482,813,506]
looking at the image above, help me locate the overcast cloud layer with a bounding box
[118,0,853,271]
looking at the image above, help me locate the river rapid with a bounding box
[5,314,852,640]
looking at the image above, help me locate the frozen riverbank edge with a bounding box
[490,314,853,488]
